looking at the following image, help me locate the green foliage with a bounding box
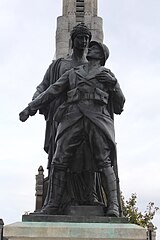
[121,193,159,229]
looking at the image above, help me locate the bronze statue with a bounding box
[27,23,104,209]
[20,40,125,217]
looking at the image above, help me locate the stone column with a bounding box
[56,0,76,58]
[56,0,103,59]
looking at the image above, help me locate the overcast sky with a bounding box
[0,0,160,237]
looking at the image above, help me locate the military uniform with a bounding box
[28,64,125,216]
[30,65,125,170]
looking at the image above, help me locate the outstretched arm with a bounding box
[19,70,69,122]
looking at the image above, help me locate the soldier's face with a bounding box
[73,34,90,50]
[87,44,103,60]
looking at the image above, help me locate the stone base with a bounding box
[4,221,147,240]
[64,205,105,216]
[22,214,128,224]
[22,206,128,223]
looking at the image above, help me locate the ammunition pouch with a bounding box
[67,87,109,105]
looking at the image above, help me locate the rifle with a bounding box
[109,88,124,217]
[113,144,123,217]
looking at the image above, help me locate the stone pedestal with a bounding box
[4,221,147,240]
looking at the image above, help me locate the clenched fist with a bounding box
[19,105,37,122]
[19,107,30,122]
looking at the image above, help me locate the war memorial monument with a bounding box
[4,0,147,239]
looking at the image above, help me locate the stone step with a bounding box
[22,214,128,224]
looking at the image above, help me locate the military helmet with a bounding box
[89,41,110,66]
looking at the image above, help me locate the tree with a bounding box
[121,193,159,229]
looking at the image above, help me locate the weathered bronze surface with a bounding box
[19,24,125,218]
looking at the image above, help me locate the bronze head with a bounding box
[70,23,92,48]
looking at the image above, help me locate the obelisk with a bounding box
[56,0,103,58]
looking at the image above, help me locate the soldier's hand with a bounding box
[19,107,30,122]
[96,70,117,88]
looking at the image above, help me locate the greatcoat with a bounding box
[29,64,125,171]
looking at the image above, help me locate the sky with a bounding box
[0,0,160,237]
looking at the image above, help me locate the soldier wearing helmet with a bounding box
[87,41,110,66]
[20,40,125,217]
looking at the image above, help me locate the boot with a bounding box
[83,172,104,206]
[100,167,119,217]
[41,168,66,215]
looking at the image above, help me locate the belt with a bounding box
[67,88,109,105]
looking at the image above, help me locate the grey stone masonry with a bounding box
[4,221,147,240]
[56,0,103,58]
